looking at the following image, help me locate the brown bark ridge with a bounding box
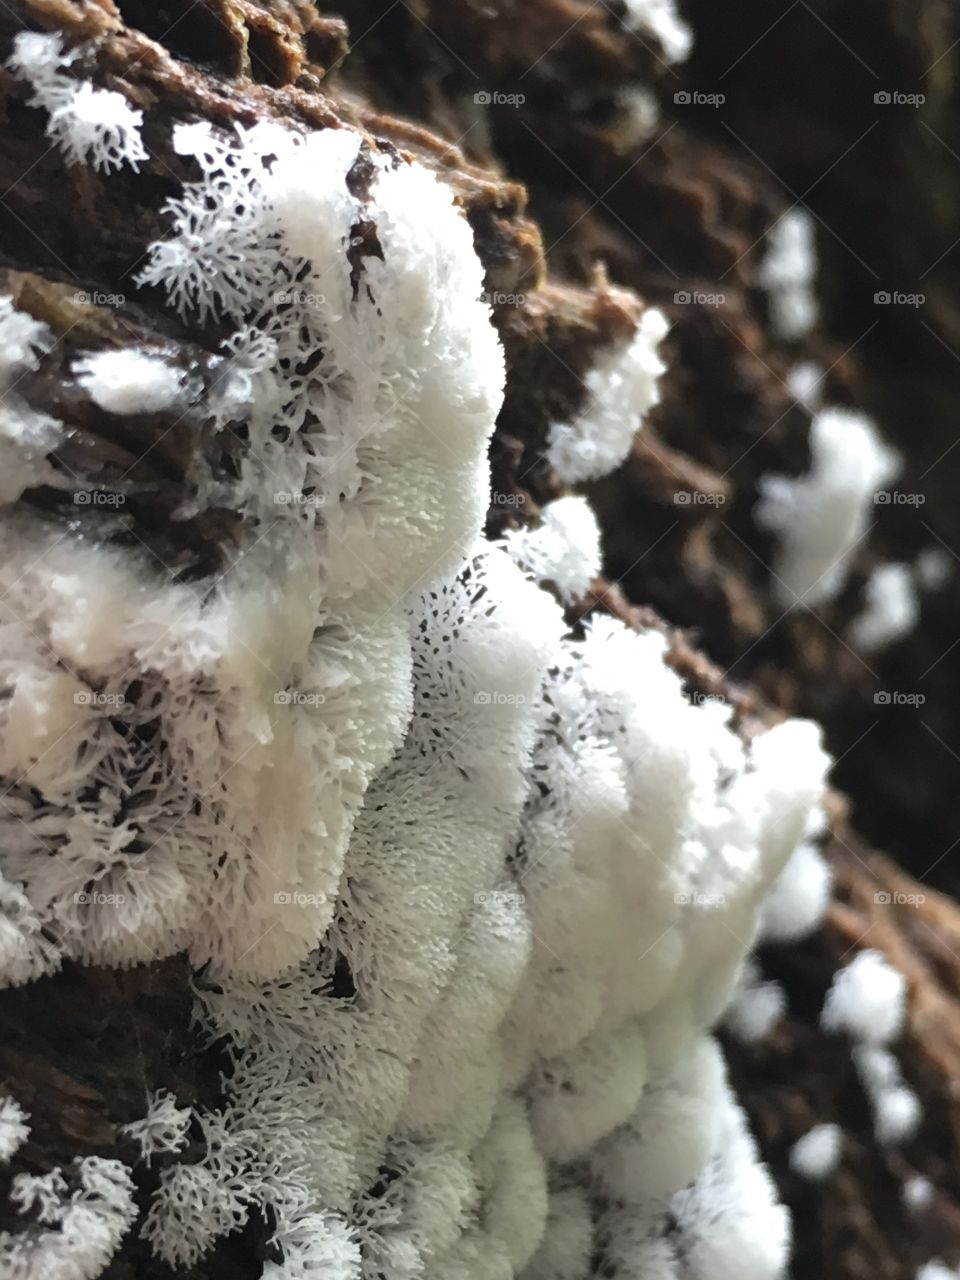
[1,1,959,1277]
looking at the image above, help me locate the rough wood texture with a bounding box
[1,1,959,1277]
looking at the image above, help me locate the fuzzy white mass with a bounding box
[0,1097,29,1163]
[759,841,832,944]
[0,71,838,1280]
[501,496,602,603]
[789,1123,841,1180]
[755,407,900,607]
[758,210,819,341]
[0,1156,137,1280]
[547,307,669,483]
[8,33,147,173]
[822,951,907,1045]
[623,0,694,64]
[849,562,919,651]
[73,350,186,415]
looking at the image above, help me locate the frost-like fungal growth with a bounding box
[0,73,836,1280]
[724,959,786,1043]
[502,496,602,603]
[0,296,64,505]
[787,361,825,411]
[755,407,900,607]
[547,308,669,482]
[789,1123,841,1180]
[672,1086,791,1280]
[0,111,503,983]
[854,1046,922,1146]
[0,1096,29,1162]
[0,1156,137,1280]
[758,209,819,341]
[849,562,919,651]
[120,1091,192,1166]
[8,33,146,173]
[759,840,832,943]
[623,0,694,63]
[821,949,907,1045]
[73,350,187,415]
[917,546,952,590]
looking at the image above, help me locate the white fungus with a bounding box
[849,562,919,651]
[73,350,186,415]
[623,0,694,64]
[547,307,669,483]
[0,49,839,1280]
[0,1097,29,1163]
[119,1091,192,1166]
[724,960,786,1044]
[821,950,907,1045]
[502,495,602,603]
[8,33,147,173]
[916,547,952,590]
[758,209,819,341]
[759,841,832,944]
[755,407,900,607]
[789,1123,841,1180]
